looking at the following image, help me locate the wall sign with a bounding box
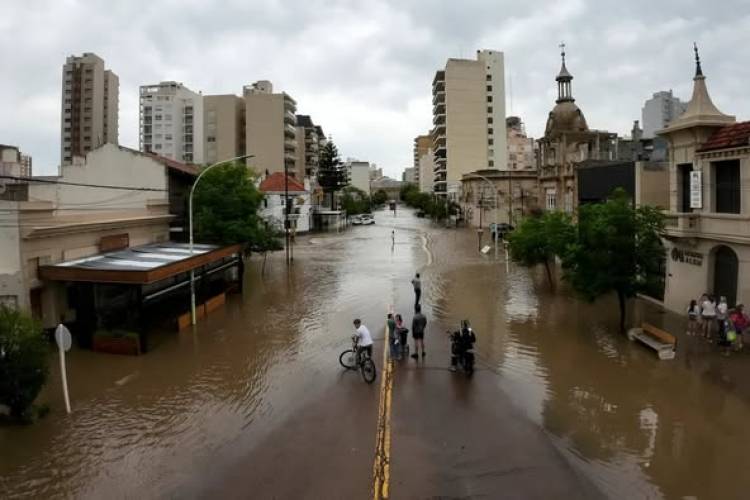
[671,247,703,266]
[689,171,702,209]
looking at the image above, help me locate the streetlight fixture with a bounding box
[465,172,500,257]
[188,154,255,326]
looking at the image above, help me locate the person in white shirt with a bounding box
[353,319,374,359]
[701,295,717,339]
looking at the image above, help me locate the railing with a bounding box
[665,212,750,240]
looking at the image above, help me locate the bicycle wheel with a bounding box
[339,349,357,370]
[361,358,377,384]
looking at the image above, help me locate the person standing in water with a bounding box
[411,273,422,307]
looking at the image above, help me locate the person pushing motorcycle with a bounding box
[450,320,476,373]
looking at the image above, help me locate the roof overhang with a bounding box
[39,242,242,285]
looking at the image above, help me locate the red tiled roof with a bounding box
[146,153,199,176]
[259,172,306,193]
[697,121,750,153]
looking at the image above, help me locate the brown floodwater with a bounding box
[2,208,749,499]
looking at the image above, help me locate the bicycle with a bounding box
[339,336,377,384]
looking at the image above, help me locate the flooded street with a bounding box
[3,208,750,499]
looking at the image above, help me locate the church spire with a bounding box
[693,42,703,77]
[556,42,574,103]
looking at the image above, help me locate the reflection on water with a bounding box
[3,211,750,499]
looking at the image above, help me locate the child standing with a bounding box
[687,299,700,336]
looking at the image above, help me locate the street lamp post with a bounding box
[188,154,254,326]
[465,172,499,257]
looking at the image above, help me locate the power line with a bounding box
[0,175,167,192]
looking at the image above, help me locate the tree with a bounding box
[508,211,575,287]
[0,305,49,421]
[372,189,388,207]
[317,141,349,209]
[193,162,282,255]
[562,189,665,332]
[340,186,371,215]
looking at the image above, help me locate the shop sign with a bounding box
[690,171,702,209]
[671,247,703,266]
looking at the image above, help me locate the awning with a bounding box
[39,242,242,285]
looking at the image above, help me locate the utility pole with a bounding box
[284,162,290,265]
[507,169,513,225]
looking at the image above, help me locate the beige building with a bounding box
[243,80,297,176]
[506,116,536,170]
[203,94,245,165]
[0,144,173,325]
[61,53,119,165]
[460,169,539,228]
[538,48,623,213]
[658,48,749,312]
[295,115,320,180]
[139,81,204,163]
[432,50,507,197]
[418,149,435,193]
[413,134,431,187]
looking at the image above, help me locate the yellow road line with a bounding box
[373,307,395,499]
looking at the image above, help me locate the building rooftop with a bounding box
[697,121,750,152]
[259,172,306,193]
[296,115,314,127]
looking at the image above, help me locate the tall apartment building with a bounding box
[139,81,204,163]
[413,134,431,186]
[432,50,507,196]
[642,90,688,138]
[345,160,372,193]
[295,115,320,179]
[243,80,297,176]
[61,53,119,165]
[402,167,416,183]
[204,94,245,164]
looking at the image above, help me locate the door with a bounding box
[713,245,738,307]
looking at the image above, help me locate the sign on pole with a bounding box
[689,171,702,209]
[54,324,72,414]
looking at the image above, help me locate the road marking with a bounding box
[373,307,394,499]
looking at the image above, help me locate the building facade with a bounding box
[432,49,507,197]
[139,81,204,164]
[244,80,297,176]
[658,49,747,312]
[413,134,432,187]
[642,90,688,139]
[418,149,434,193]
[295,115,320,180]
[345,160,371,193]
[203,94,245,165]
[61,53,119,165]
[460,169,539,228]
[402,167,415,184]
[506,116,536,170]
[259,172,312,233]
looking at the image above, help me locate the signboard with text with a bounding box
[690,171,702,209]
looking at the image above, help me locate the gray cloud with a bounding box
[1,0,748,177]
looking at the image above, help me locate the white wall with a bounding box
[260,191,312,232]
[0,204,25,309]
[478,50,507,170]
[347,162,371,193]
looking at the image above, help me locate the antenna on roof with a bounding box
[509,65,514,115]
[693,42,703,77]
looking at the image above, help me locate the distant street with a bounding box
[3,208,750,499]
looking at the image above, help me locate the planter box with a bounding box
[93,331,141,356]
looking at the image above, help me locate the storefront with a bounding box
[39,242,243,353]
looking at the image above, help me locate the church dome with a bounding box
[545,101,588,136]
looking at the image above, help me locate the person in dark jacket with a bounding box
[411,304,427,360]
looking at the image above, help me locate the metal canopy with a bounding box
[39,242,242,285]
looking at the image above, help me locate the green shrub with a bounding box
[0,305,49,421]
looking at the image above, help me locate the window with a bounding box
[678,163,692,212]
[154,114,162,120]
[546,190,557,211]
[714,160,740,213]
[488,128,493,135]
[488,138,494,145]
[165,134,172,140]
[164,114,172,120]
[207,136,216,143]
[486,74,492,81]
[488,160,494,167]
[487,96,493,103]
[487,117,493,124]
[487,85,492,91]
[487,106,493,113]
[154,144,162,150]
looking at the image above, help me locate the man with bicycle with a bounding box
[353,319,374,358]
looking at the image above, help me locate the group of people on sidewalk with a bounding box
[687,294,748,353]
[386,273,427,361]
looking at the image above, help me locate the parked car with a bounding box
[351,215,362,225]
[360,214,375,225]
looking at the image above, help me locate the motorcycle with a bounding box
[449,321,476,377]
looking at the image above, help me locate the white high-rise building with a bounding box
[432,49,507,197]
[139,81,204,163]
[642,90,688,139]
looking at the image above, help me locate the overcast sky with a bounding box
[1,0,748,177]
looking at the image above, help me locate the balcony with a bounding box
[665,212,750,242]
[432,90,445,106]
[284,123,297,137]
[433,113,445,126]
[284,110,296,125]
